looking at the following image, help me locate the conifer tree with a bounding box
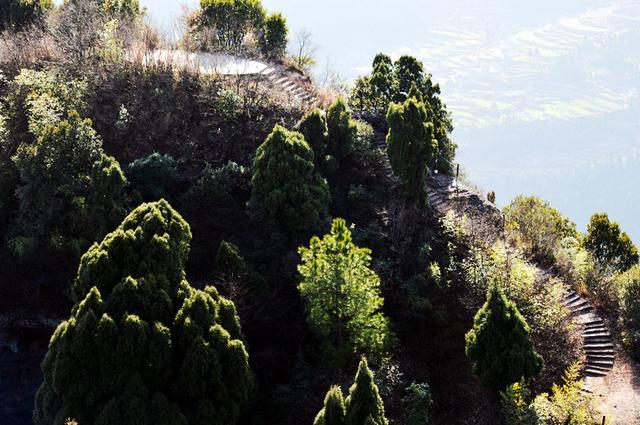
[326,98,358,161]
[313,386,346,425]
[0,0,52,31]
[298,219,391,360]
[249,124,329,236]
[296,108,328,162]
[386,96,437,203]
[86,154,128,239]
[465,284,543,391]
[261,12,288,59]
[34,200,253,425]
[345,358,388,425]
[314,358,388,425]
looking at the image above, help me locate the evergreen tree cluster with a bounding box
[34,200,253,425]
[350,53,456,175]
[314,358,388,425]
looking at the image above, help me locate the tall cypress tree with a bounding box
[465,284,543,391]
[313,386,346,425]
[345,358,388,425]
[386,96,437,203]
[34,200,253,425]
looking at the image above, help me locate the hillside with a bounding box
[1,1,640,425]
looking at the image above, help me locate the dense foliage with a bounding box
[34,200,253,425]
[296,108,328,163]
[314,358,388,425]
[249,124,329,236]
[615,265,640,359]
[503,196,578,263]
[386,95,436,203]
[583,212,639,273]
[465,284,543,391]
[298,218,391,361]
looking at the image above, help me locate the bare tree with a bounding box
[290,29,317,72]
[48,0,105,62]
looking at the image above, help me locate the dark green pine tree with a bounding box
[34,200,253,425]
[386,96,437,204]
[296,108,328,163]
[345,358,388,425]
[465,284,543,391]
[249,124,329,236]
[313,386,346,425]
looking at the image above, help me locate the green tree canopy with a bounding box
[249,124,329,236]
[583,212,639,273]
[465,284,543,391]
[314,358,388,425]
[298,218,391,360]
[34,200,253,425]
[261,12,288,59]
[295,108,328,162]
[0,0,52,31]
[198,0,266,51]
[386,96,436,203]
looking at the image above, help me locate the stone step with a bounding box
[587,353,615,361]
[584,342,614,349]
[585,364,613,372]
[567,298,589,309]
[583,326,608,334]
[585,368,608,377]
[571,305,593,315]
[585,322,606,330]
[584,336,613,344]
[585,348,615,355]
[583,331,611,339]
[565,294,581,304]
[586,359,614,368]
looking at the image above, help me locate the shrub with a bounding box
[34,200,253,425]
[249,124,329,236]
[261,12,288,59]
[503,196,577,263]
[127,152,178,202]
[583,212,638,274]
[465,284,543,391]
[616,265,640,359]
[214,240,247,277]
[386,96,436,203]
[314,358,388,425]
[529,364,598,424]
[298,218,391,361]
[402,382,432,425]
